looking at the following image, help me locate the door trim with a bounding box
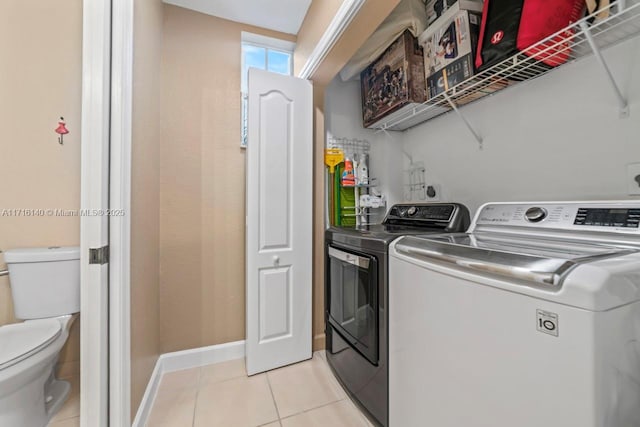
[80,0,112,426]
[109,0,134,425]
[296,0,365,79]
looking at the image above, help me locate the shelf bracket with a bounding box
[443,93,484,149]
[579,21,630,118]
[619,0,627,12]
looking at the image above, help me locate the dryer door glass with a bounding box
[327,246,378,364]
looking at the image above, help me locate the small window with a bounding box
[241,32,295,147]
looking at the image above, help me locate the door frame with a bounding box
[109,0,134,425]
[80,0,133,425]
[80,0,111,426]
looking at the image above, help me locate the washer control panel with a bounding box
[574,208,640,228]
[473,202,640,234]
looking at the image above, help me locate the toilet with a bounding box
[0,246,80,427]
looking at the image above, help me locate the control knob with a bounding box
[525,207,547,223]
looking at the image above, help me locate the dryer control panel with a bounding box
[472,202,640,234]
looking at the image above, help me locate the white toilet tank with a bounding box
[4,247,80,320]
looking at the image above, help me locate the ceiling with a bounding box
[163,0,313,35]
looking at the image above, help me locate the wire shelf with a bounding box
[327,137,370,157]
[341,178,379,188]
[371,0,640,133]
[327,136,381,227]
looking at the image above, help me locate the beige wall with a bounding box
[159,5,296,353]
[130,0,164,416]
[0,0,82,372]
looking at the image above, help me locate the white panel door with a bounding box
[246,68,313,375]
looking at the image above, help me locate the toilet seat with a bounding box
[0,319,61,371]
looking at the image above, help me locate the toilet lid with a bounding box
[0,319,61,371]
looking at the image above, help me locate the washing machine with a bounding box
[389,201,640,427]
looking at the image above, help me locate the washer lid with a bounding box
[394,232,637,287]
[0,319,61,371]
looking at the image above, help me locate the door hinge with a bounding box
[89,245,110,265]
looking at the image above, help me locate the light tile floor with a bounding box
[146,351,374,427]
[47,374,80,427]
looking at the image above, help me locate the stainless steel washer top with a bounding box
[393,201,640,289]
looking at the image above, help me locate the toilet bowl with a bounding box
[0,246,80,427]
[0,314,77,427]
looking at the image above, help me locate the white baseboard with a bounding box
[161,340,245,373]
[131,354,164,427]
[132,340,246,427]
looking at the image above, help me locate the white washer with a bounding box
[389,201,640,427]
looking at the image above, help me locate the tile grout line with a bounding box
[271,353,350,423]
[278,396,346,423]
[191,367,203,427]
[200,371,247,387]
[265,373,283,423]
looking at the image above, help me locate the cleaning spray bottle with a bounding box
[356,153,369,186]
[342,157,356,187]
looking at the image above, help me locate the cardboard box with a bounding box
[425,0,483,27]
[450,77,511,106]
[420,10,481,99]
[361,30,427,129]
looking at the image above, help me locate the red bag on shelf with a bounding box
[475,0,584,72]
